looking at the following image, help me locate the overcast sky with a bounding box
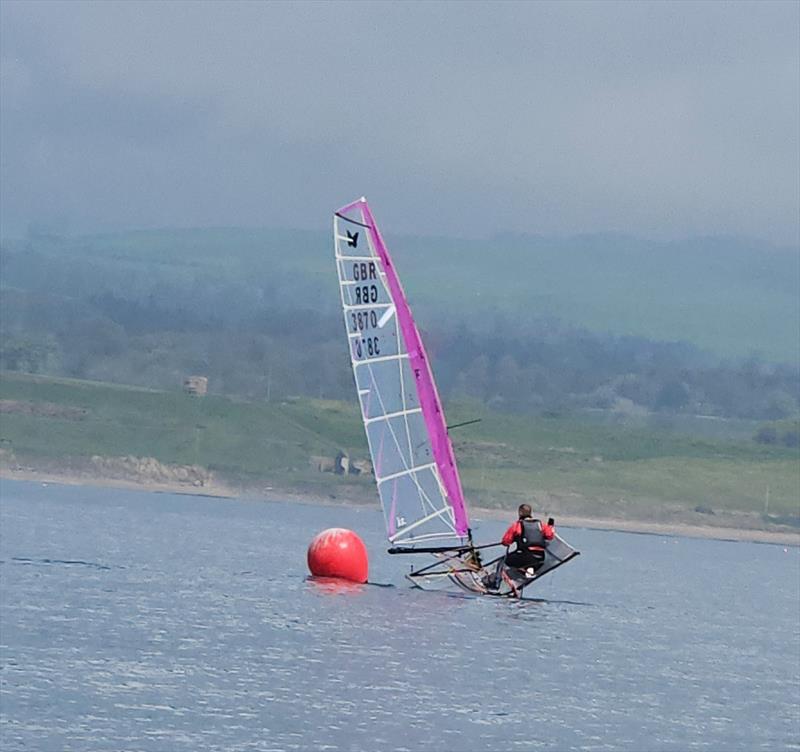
[1,0,798,244]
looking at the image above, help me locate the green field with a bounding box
[1,372,797,525]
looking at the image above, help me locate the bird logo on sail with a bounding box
[346,230,359,248]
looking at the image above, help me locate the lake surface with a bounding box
[1,479,798,751]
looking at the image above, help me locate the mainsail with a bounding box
[334,198,470,546]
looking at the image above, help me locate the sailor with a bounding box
[501,504,555,575]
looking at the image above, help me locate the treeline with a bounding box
[754,420,800,448]
[434,322,799,420]
[1,270,798,423]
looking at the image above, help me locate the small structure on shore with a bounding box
[309,451,372,476]
[350,459,373,476]
[183,376,208,396]
[310,455,336,473]
[335,451,349,475]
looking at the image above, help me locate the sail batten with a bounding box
[334,197,470,545]
[376,462,438,485]
[352,353,409,367]
[365,407,423,425]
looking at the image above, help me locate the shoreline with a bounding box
[2,466,798,547]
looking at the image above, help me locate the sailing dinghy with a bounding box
[333,197,579,597]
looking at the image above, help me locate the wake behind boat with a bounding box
[333,197,579,597]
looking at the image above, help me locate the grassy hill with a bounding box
[3,228,798,363]
[1,372,797,526]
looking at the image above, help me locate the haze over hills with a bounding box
[2,225,798,430]
[2,226,797,364]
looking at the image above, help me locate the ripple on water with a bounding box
[1,480,798,751]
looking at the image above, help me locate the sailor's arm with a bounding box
[501,521,520,546]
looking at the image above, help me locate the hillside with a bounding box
[2,227,798,363]
[1,373,797,532]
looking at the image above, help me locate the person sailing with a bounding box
[501,503,555,576]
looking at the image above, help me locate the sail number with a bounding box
[351,310,378,332]
[354,337,380,358]
[354,285,379,304]
[350,263,381,358]
[353,261,377,281]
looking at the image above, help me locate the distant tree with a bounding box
[764,391,797,420]
[754,426,778,445]
[655,380,690,412]
[0,337,57,373]
[495,354,523,406]
[782,429,799,448]
[459,355,490,401]
[615,373,658,409]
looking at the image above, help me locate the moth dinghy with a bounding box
[333,197,579,597]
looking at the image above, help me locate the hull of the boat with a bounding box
[405,535,580,598]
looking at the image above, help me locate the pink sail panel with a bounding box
[337,197,470,537]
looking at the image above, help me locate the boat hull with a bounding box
[404,535,580,598]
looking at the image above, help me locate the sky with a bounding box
[1,0,798,244]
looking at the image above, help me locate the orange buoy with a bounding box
[307,528,368,583]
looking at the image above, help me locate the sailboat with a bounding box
[333,197,579,596]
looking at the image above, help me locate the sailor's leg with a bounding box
[481,558,504,590]
[504,550,528,569]
[531,551,546,573]
[501,567,520,598]
[491,558,505,589]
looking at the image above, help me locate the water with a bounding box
[1,479,798,751]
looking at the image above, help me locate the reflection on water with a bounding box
[306,575,370,595]
[1,479,798,751]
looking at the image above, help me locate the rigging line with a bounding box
[408,567,479,576]
[334,212,372,229]
[389,541,503,555]
[404,551,473,575]
[446,418,482,431]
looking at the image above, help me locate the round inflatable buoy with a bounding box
[307,528,368,583]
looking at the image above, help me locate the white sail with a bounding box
[333,200,465,546]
